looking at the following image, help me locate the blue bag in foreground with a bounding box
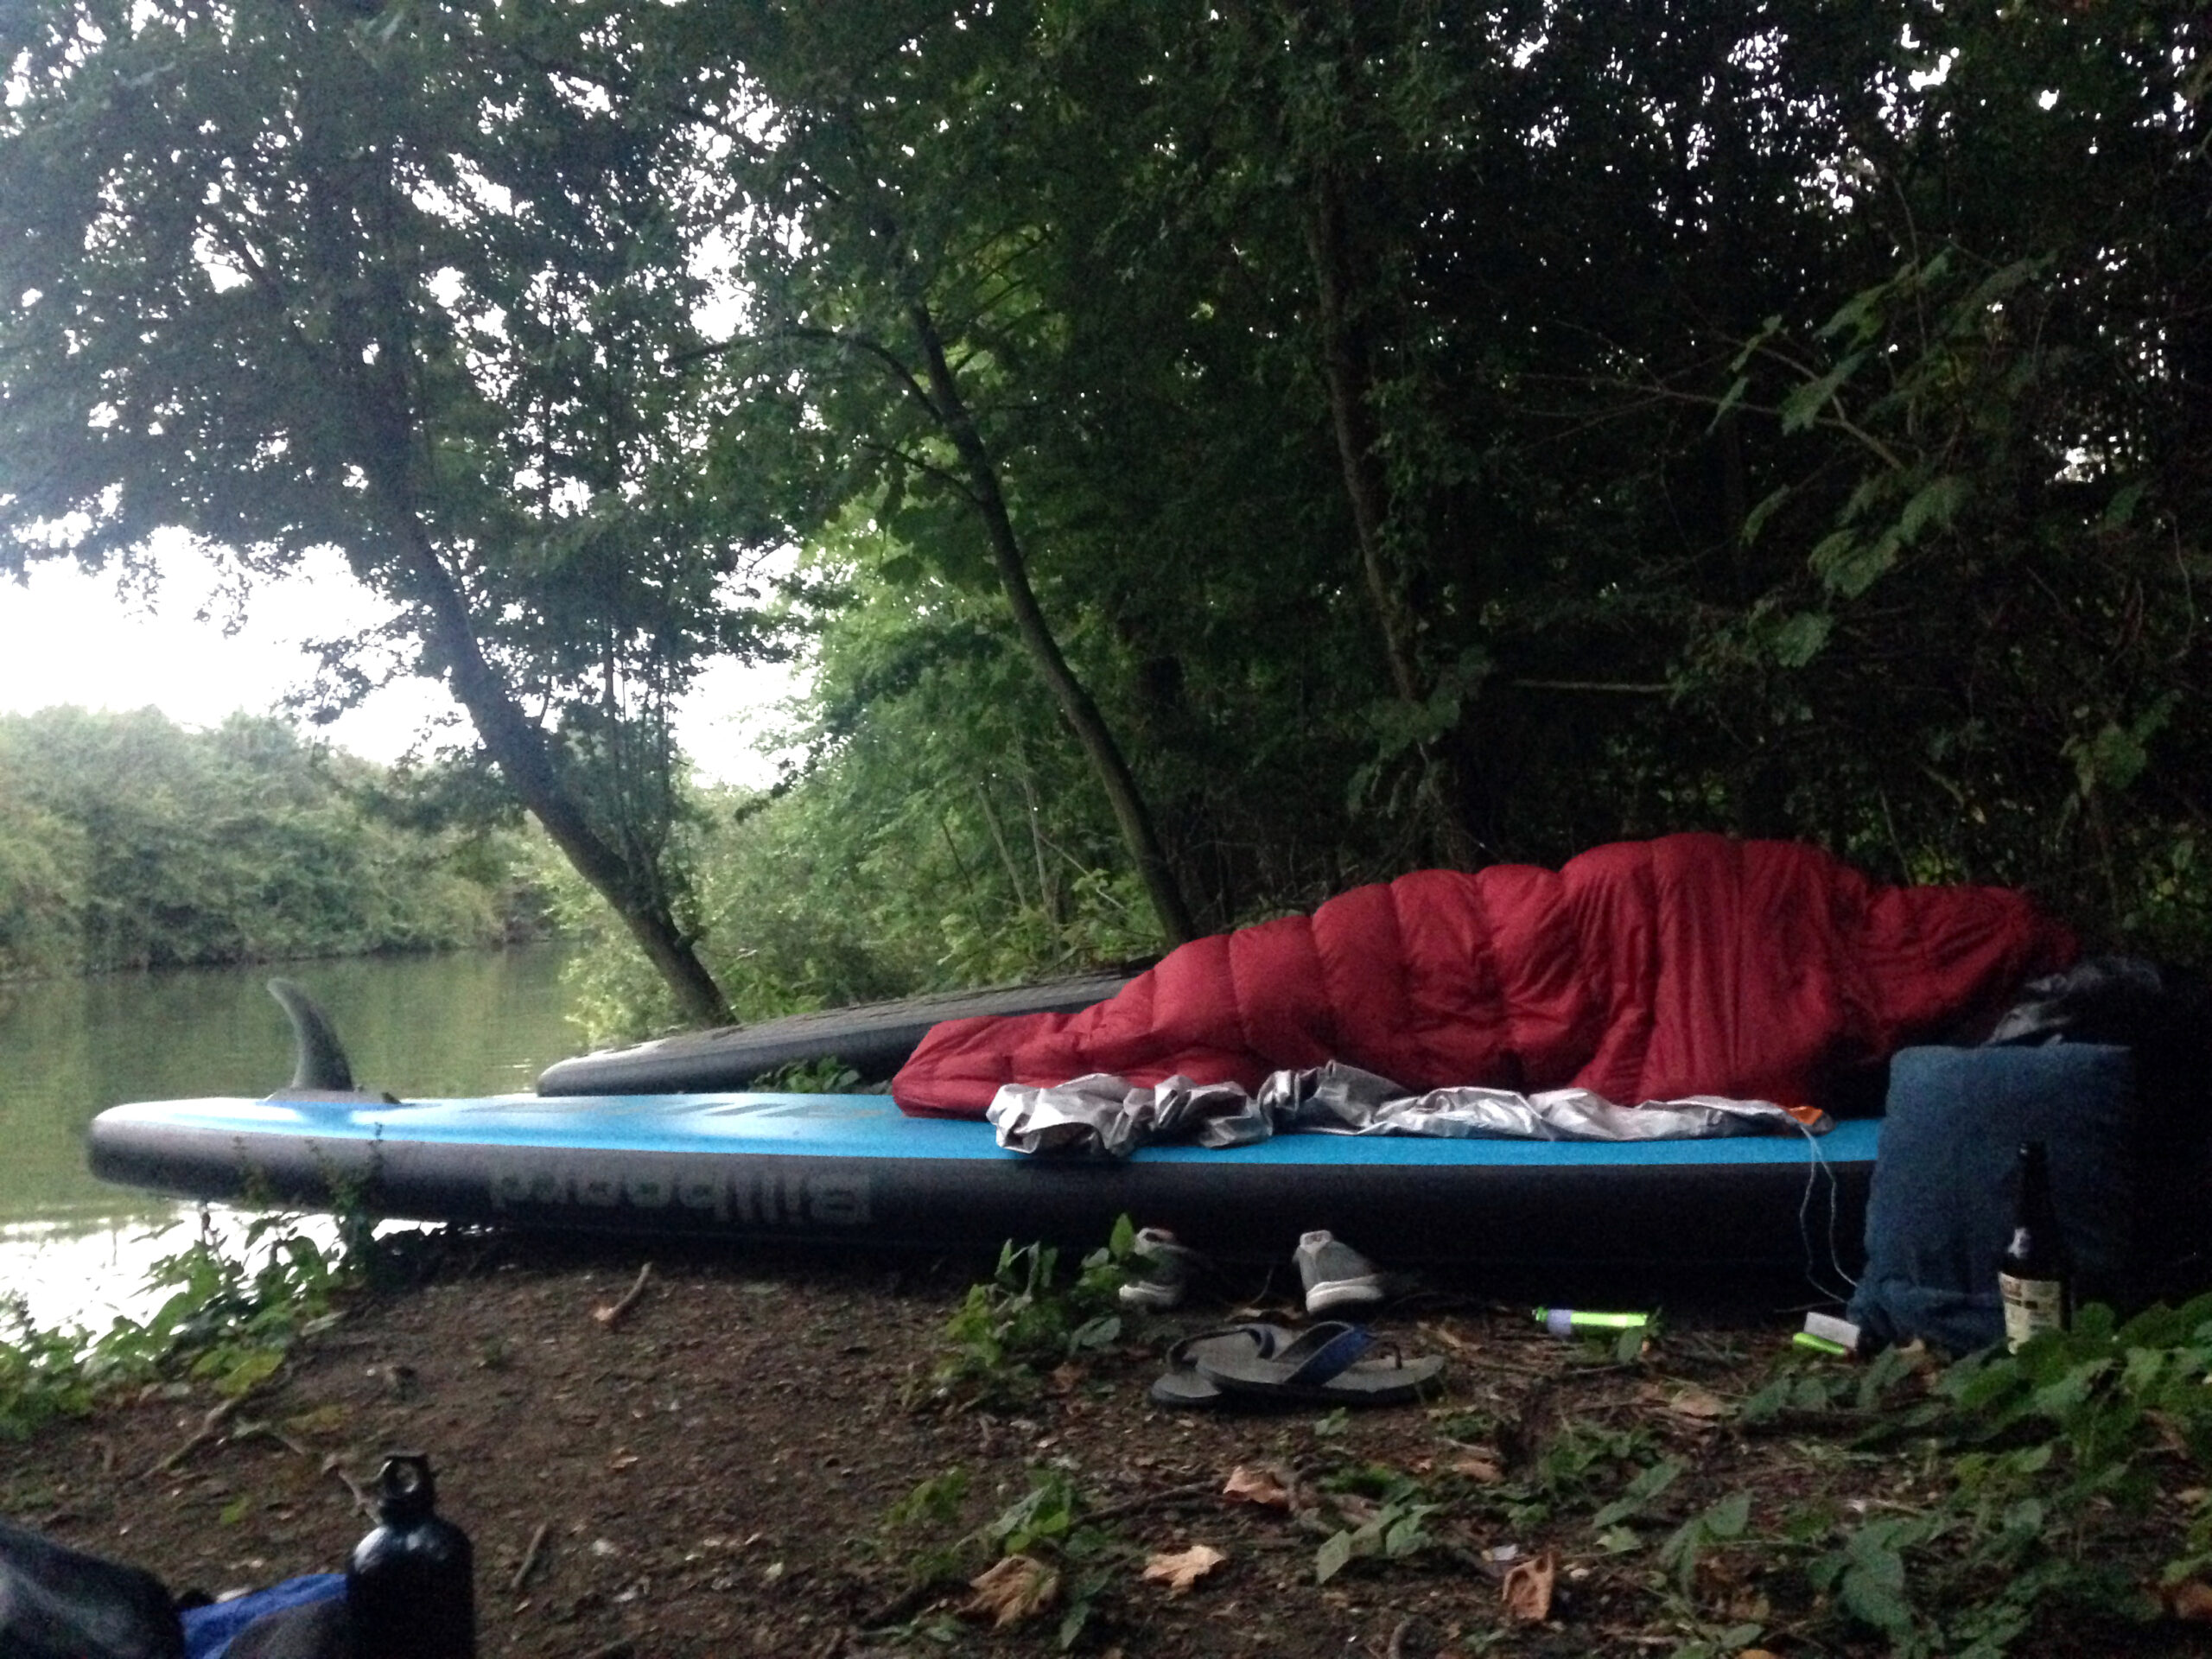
[181,1575,345,1659]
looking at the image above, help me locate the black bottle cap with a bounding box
[375,1452,438,1524]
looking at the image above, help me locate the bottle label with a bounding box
[1999,1272,2067,1351]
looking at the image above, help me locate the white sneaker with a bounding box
[1119,1227,1205,1311]
[1294,1230,1384,1315]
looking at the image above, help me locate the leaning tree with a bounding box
[0,0,788,1022]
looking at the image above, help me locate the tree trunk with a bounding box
[907,301,1198,948]
[323,146,734,1031]
[1305,168,1484,866]
[1306,171,1422,712]
[391,517,734,1027]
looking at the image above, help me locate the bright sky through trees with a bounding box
[0,544,794,785]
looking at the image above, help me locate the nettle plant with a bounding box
[1730,1298,2212,1656]
[919,1219,1137,1412]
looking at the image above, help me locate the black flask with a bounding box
[346,1453,475,1659]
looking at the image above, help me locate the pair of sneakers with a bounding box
[1117,1227,1384,1315]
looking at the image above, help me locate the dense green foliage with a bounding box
[572,0,2209,1037]
[4,1,2205,1027]
[0,707,550,978]
[551,652,1164,1037]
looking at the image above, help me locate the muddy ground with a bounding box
[6,1231,2209,1658]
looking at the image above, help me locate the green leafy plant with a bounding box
[1700,1299,2212,1656]
[1654,1490,1752,1592]
[1484,1420,1664,1531]
[887,1465,973,1532]
[0,1199,414,1436]
[985,1467,1083,1558]
[918,1219,1136,1411]
[1313,1465,1443,1584]
[985,1469,1120,1651]
[126,1213,343,1396]
[751,1056,867,1093]
[1740,1337,1923,1425]
[880,1465,976,1588]
[880,1465,1116,1650]
[1804,1511,1953,1651]
[0,1297,99,1440]
[1590,1455,1687,1542]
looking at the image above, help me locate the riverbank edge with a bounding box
[6,1220,2212,1656]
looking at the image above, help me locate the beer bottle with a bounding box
[1998,1140,2071,1351]
[347,1452,476,1659]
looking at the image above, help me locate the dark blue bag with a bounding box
[1849,1044,2136,1351]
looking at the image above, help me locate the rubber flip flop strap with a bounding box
[1280,1323,1377,1389]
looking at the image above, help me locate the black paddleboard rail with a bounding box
[86,1108,1877,1270]
[534,972,1134,1096]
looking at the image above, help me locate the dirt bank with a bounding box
[4,1233,2205,1657]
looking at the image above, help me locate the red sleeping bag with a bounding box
[892,834,2076,1118]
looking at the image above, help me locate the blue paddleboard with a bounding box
[87,1091,1878,1266]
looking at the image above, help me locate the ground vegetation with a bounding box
[3,1215,2212,1657]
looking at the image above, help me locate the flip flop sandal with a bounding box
[1192,1320,1443,1406]
[1147,1322,1300,1408]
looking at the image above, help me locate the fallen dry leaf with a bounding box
[2150,1410,2196,1457]
[2164,1580,2212,1622]
[1222,1465,1294,1509]
[1738,1650,1782,1658]
[1501,1548,1557,1623]
[1447,1453,1503,1484]
[961,1554,1060,1627]
[1668,1385,1731,1420]
[1141,1543,1229,1596]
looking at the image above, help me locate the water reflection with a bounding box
[0,944,582,1325]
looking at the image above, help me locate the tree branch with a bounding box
[778,322,942,420]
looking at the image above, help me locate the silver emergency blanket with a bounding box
[986,1060,1828,1158]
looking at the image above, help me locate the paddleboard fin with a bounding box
[268,978,359,1095]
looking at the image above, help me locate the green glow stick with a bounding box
[1534,1307,1650,1337]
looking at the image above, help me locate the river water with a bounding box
[0,944,584,1330]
